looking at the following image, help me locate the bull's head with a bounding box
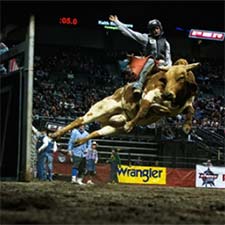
[159,62,200,106]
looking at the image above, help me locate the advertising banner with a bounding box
[189,29,225,41]
[196,165,225,188]
[117,165,166,185]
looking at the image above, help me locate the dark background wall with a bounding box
[34,25,224,59]
[3,1,224,59]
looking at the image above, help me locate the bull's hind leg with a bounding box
[51,97,121,138]
[75,125,119,146]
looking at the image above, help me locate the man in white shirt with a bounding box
[32,126,57,181]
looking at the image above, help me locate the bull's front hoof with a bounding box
[182,124,191,134]
[124,122,133,133]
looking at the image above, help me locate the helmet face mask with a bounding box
[151,26,161,37]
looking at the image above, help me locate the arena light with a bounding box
[176,26,185,31]
[189,29,225,41]
[175,26,190,33]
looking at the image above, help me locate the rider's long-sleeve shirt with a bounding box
[112,19,172,66]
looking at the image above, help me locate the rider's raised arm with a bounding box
[109,15,148,46]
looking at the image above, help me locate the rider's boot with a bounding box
[133,58,155,99]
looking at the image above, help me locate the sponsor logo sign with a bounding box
[117,165,166,185]
[98,20,133,30]
[196,165,225,188]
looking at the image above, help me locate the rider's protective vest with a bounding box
[144,36,167,60]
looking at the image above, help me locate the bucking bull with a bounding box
[50,58,200,145]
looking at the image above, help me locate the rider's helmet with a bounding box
[147,19,163,35]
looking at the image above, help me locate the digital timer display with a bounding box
[59,17,78,26]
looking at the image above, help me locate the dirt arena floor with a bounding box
[1,180,225,225]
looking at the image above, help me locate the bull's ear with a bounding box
[188,81,198,96]
[189,80,197,91]
[185,62,201,71]
[186,71,198,95]
[158,66,170,71]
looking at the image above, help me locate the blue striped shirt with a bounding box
[86,149,98,161]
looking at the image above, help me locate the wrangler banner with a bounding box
[196,165,225,188]
[117,165,166,185]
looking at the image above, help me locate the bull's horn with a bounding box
[158,65,170,71]
[127,53,134,57]
[186,62,201,71]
